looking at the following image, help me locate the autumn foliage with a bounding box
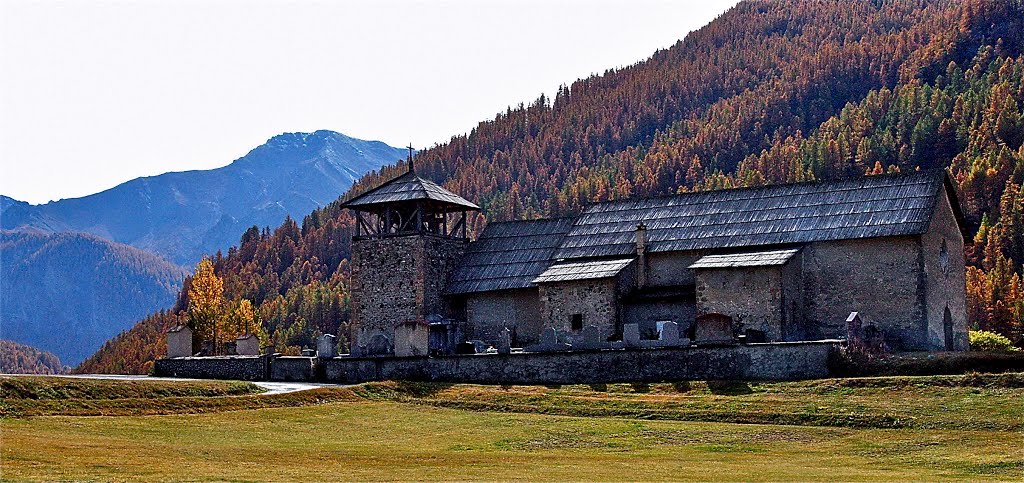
[78,0,1024,373]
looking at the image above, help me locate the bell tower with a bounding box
[341,156,479,356]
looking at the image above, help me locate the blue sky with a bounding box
[0,0,737,204]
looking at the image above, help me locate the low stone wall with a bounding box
[153,341,841,384]
[322,341,840,384]
[154,355,269,381]
[270,356,316,381]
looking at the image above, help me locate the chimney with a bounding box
[635,223,648,287]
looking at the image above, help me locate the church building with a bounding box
[342,167,968,356]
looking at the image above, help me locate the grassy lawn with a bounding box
[1,375,1022,482]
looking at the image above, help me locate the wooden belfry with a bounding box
[341,148,480,239]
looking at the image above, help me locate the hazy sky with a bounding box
[1,0,737,204]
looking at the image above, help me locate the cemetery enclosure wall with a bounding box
[154,356,269,381]
[154,341,840,384]
[325,340,840,384]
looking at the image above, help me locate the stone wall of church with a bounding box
[693,253,803,342]
[921,187,969,351]
[538,279,619,342]
[695,265,785,341]
[350,235,466,352]
[801,237,926,350]
[463,288,543,347]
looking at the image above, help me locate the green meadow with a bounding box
[1,375,1021,482]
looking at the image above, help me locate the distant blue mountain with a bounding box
[1,130,405,265]
[0,130,403,366]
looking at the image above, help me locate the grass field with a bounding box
[1,375,1022,482]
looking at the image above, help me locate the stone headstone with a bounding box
[301,347,316,357]
[846,311,863,344]
[365,334,392,357]
[395,322,429,357]
[694,313,734,344]
[317,334,338,359]
[623,323,641,348]
[574,325,603,350]
[660,321,680,345]
[236,334,260,355]
[166,325,193,358]
[540,327,558,346]
[497,328,511,355]
[525,327,571,353]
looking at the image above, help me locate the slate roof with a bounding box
[446,218,575,295]
[532,258,633,284]
[341,170,480,210]
[688,248,800,269]
[446,170,961,295]
[554,170,958,259]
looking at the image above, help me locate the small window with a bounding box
[939,239,950,274]
[571,314,583,331]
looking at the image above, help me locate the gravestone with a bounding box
[694,313,734,344]
[525,327,570,352]
[395,322,429,357]
[317,334,338,359]
[540,327,558,345]
[497,328,511,355]
[574,325,603,350]
[623,323,641,348]
[846,311,864,345]
[301,347,316,357]
[365,334,392,357]
[166,325,193,358]
[236,334,260,356]
[660,321,680,345]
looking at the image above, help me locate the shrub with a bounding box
[969,330,1021,353]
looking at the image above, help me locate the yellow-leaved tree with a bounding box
[186,258,226,354]
[227,299,267,346]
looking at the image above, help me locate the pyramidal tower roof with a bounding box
[341,168,480,211]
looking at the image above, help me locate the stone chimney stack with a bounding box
[635,223,648,287]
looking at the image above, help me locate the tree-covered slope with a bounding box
[1,231,188,365]
[0,340,67,374]
[80,0,1024,373]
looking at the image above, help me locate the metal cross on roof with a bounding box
[407,143,415,173]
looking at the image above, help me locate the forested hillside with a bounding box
[0,340,67,374]
[79,0,1024,373]
[1,231,188,365]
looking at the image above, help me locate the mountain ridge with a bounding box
[1,130,406,265]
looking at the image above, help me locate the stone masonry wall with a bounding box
[153,356,269,381]
[921,187,968,350]
[695,265,784,340]
[801,237,926,350]
[539,278,618,341]
[350,235,466,350]
[154,342,841,384]
[323,341,838,384]
[645,251,707,287]
[464,288,543,346]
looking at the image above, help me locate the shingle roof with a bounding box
[341,170,480,210]
[688,248,800,269]
[446,218,575,294]
[532,258,633,284]
[555,170,955,259]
